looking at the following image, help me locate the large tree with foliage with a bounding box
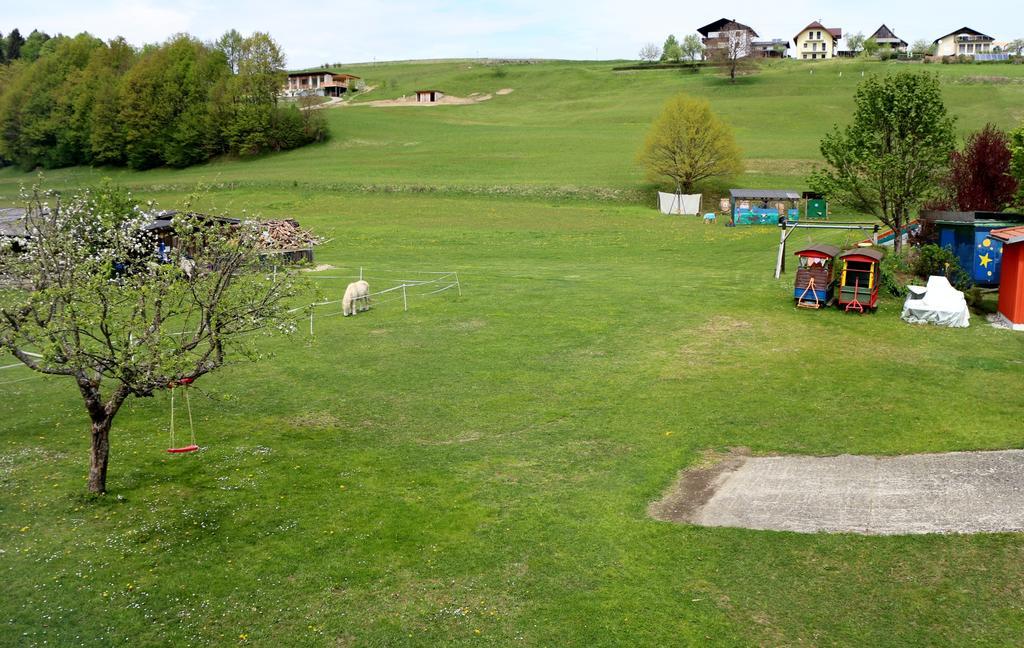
[20,29,51,62]
[637,94,743,193]
[809,72,956,253]
[5,28,25,60]
[680,34,703,61]
[847,32,866,54]
[661,35,682,62]
[0,185,300,493]
[1010,125,1024,208]
[946,124,1018,212]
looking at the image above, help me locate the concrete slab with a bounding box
[672,450,1024,536]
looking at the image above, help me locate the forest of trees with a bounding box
[0,29,328,170]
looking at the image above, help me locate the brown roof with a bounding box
[795,244,841,258]
[990,226,1024,245]
[794,21,841,42]
[840,248,884,262]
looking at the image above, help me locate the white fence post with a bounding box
[454,272,462,296]
[310,308,314,336]
[402,284,408,311]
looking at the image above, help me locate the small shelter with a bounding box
[989,226,1024,330]
[415,90,445,103]
[729,190,801,225]
[837,248,883,313]
[658,192,702,215]
[802,192,827,220]
[919,211,1024,286]
[793,244,840,308]
[142,211,242,262]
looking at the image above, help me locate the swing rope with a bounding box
[167,378,199,453]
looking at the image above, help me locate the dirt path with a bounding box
[651,449,1024,535]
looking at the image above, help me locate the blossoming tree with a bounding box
[0,185,299,493]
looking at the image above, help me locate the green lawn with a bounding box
[3,59,1024,646]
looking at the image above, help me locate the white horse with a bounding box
[342,280,370,316]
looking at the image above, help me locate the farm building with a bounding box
[920,211,1024,287]
[870,25,908,53]
[415,90,445,103]
[283,70,361,97]
[729,189,801,225]
[794,21,842,60]
[751,39,790,58]
[989,227,1024,330]
[933,27,995,57]
[697,18,759,58]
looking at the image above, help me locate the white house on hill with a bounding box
[933,27,995,57]
[794,21,842,60]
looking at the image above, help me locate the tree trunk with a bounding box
[88,417,112,494]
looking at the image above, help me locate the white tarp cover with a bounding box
[901,276,970,328]
[658,193,702,215]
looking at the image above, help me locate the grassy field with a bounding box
[3,58,1024,201]
[3,59,1024,646]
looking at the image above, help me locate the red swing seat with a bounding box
[167,444,200,454]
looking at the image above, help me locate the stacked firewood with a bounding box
[257,219,321,250]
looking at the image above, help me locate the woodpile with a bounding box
[258,219,320,250]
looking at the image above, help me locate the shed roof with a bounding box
[795,243,840,258]
[840,248,884,262]
[989,226,1024,245]
[730,189,801,201]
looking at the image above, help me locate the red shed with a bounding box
[989,226,1024,330]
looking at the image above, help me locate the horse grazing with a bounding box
[342,280,371,316]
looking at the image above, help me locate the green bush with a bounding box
[911,244,972,289]
[880,251,911,296]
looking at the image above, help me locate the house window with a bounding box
[816,31,821,39]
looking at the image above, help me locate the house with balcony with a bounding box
[933,27,995,57]
[869,25,908,53]
[794,21,842,60]
[283,69,361,98]
[697,18,759,58]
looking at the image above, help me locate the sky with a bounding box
[2,0,1021,68]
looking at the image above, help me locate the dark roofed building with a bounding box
[870,24,908,52]
[697,18,759,58]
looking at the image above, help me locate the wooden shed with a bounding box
[989,226,1024,330]
[415,90,445,103]
[793,244,840,308]
[837,248,883,313]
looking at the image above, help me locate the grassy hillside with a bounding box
[2,59,1023,201]
[3,58,1024,646]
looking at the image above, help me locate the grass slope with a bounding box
[2,59,1024,199]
